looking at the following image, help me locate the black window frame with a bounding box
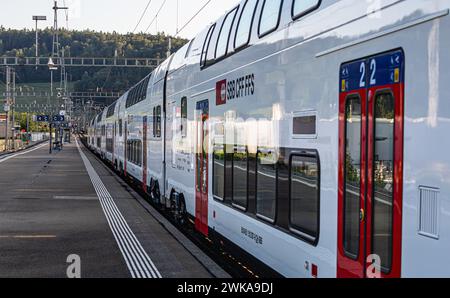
[288,151,321,246]
[200,24,216,68]
[257,0,284,38]
[291,0,321,20]
[106,102,117,118]
[215,6,240,60]
[234,0,260,51]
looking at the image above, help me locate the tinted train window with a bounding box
[343,95,362,258]
[292,0,320,19]
[233,146,248,210]
[119,119,123,137]
[290,154,320,243]
[372,91,395,273]
[258,0,283,37]
[127,140,142,166]
[256,149,277,222]
[181,97,187,137]
[235,0,259,49]
[213,143,225,200]
[201,24,216,67]
[293,114,316,135]
[155,105,162,138]
[216,7,239,59]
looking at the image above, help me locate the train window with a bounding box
[289,153,320,243]
[343,95,362,258]
[213,143,225,201]
[138,140,142,166]
[256,148,277,223]
[181,97,187,138]
[201,24,216,68]
[107,102,116,118]
[292,0,321,20]
[235,0,259,50]
[258,0,283,37]
[185,39,195,59]
[293,113,317,136]
[155,105,162,138]
[119,119,123,137]
[215,7,239,59]
[233,145,248,210]
[372,91,395,273]
[153,106,156,137]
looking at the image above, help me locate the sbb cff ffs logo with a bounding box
[216,74,255,106]
[216,79,227,106]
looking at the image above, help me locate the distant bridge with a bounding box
[2,91,122,99]
[0,56,161,68]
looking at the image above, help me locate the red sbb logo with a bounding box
[216,79,227,106]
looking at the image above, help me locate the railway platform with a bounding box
[0,139,229,278]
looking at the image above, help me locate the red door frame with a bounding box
[337,50,404,278]
[337,86,368,278]
[142,116,148,192]
[365,82,404,278]
[195,100,209,236]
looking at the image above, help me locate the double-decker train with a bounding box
[87,0,450,278]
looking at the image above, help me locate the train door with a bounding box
[124,121,128,177]
[113,122,116,166]
[142,116,148,192]
[195,100,209,236]
[337,50,404,278]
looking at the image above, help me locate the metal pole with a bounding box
[35,20,38,70]
[4,66,10,151]
[49,123,52,154]
[11,69,15,150]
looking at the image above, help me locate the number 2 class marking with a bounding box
[359,62,366,88]
[370,59,377,85]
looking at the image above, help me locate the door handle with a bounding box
[360,209,365,222]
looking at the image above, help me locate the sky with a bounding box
[0,0,241,39]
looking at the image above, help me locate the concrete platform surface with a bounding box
[0,140,229,278]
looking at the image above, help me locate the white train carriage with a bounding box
[97,108,108,158]
[104,101,118,165]
[88,0,450,278]
[120,75,152,184]
[92,113,102,155]
[115,91,129,175]
[146,59,171,203]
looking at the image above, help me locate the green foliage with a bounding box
[0,27,188,93]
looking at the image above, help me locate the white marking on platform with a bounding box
[0,143,48,164]
[76,139,161,278]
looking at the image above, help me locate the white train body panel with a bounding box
[87,0,450,278]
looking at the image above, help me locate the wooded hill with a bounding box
[0,27,188,93]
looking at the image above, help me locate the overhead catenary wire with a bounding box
[144,0,168,33]
[176,0,213,36]
[132,0,153,33]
